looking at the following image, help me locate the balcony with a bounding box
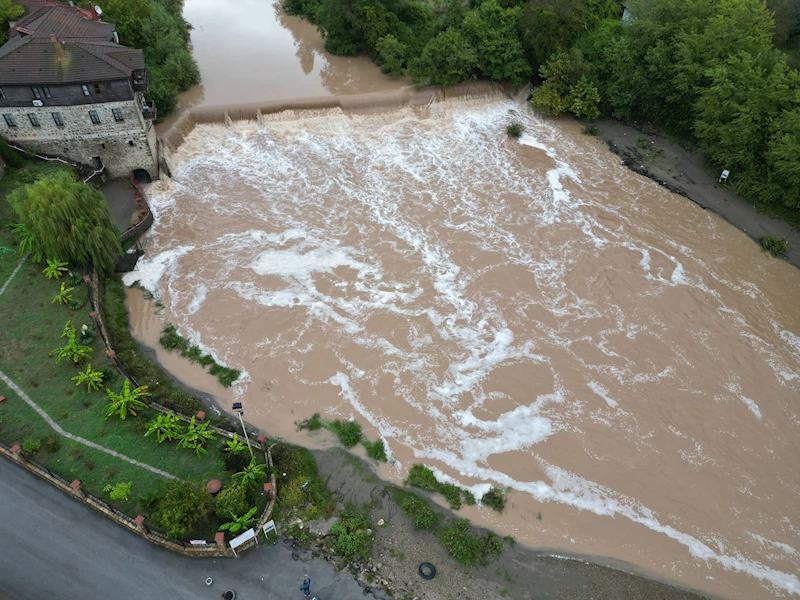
[141,103,156,121]
[132,69,148,92]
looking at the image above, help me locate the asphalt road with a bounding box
[0,458,378,600]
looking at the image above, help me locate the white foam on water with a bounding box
[141,99,800,597]
[738,396,762,420]
[122,245,193,289]
[587,381,618,408]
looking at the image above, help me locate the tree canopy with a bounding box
[9,172,123,274]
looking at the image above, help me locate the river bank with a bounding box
[122,288,711,599]
[594,120,799,268]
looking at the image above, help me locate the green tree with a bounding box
[71,363,105,392]
[98,0,152,47]
[764,107,800,209]
[104,379,151,420]
[376,34,407,76]
[567,75,601,119]
[214,484,249,519]
[9,172,122,274]
[156,481,212,539]
[177,416,216,457]
[531,50,599,118]
[144,412,184,443]
[233,458,267,490]
[409,28,478,86]
[219,507,258,534]
[462,0,532,85]
[0,0,24,46]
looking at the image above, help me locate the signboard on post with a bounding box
[229,528,256,557]
[262,519,276,540]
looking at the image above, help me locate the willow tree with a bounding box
[9,171,122,274]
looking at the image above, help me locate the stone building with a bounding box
[0,0,158,180]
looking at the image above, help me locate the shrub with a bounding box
[44,437,60,453]
[209,364,241,387]
[297,412,323,431]
[760,236,788,257]
[405,464,473,510]
[437,519,503,566]
[214,484,249,520]
[329,502,373,563]
[222,447,250,473]
[327,419,362,448]
[272,442,332,514]
[481,486,505,513]
[401,495,439,529]
[155,481,212,539]
[104,481,133,501]
[362,438,387,462]
[506,122,523,138]
[22,438,41,454]
[0,137,23,168]
[159,324,189,351]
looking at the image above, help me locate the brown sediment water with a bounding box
[155,0,408,133]
[128,1,800,598]
[127,99,800,599]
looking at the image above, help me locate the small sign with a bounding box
[262,520,276,536]
[229,528,256,556]
[189,540,207,545]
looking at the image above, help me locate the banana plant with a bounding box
[219,507,258,535]
[103,379,151,420]
[233,458,267,490]
[71,363,105,392]
[43,259,68,279]
[177,416,216,457]
[144,412,184,444]
[224,432,247,454]
[52,282,74,305]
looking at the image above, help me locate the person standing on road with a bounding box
[300,574,311,597]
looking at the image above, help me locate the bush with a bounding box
[506,122,523,138]
[401,495,439,529]
[22,438,41,454]
[104,481,133,501]
[155,481,212,539]
[481,487,505,513]
[405,464,473,510]
[437,519,503,566]
[44,437,60,453]
[760,236,788,257]
[159,322,240,387]
[271,442,333,514]
[362,438,387,462]
[214,484,249,520]
[329,502,373,563]
[0,137,23,168]
[297,413,323,431]
[327,419,362,448]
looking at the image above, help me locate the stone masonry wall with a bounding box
[0,97,158,179]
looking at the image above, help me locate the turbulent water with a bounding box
[128,98,800,599]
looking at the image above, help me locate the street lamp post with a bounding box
[232,402,255,460]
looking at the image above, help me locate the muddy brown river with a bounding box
[130,2,800,598]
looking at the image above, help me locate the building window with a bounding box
[112,108,123,122]
[91,156,103,170]
[52,112,64,127]
[94,83,102,95]
[82,84,90,96]
[88,110,101,125]
[43,87,51,99]
[31,87,41,99]
[3,114,16,128]
[28,113,40,128]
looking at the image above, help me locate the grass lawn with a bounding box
[0,159,266,538]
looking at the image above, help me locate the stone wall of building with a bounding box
[0,96,158,179]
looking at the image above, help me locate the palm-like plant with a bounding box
[71,363,105,392]
[103,379,151,420]
[145,412,184,444]
[224,433,247,454]
[50,322,93,365]
[178,416,216,457]
[219,506,258,535]
[233,458,267,490]
[52,282,74,305]
[43,259,68,279]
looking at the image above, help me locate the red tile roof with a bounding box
[11,3,114,41]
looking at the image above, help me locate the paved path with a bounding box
[0,368,177,479]
[0,458,380,600]
[0,255,27,298]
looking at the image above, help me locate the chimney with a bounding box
[51,34,66,61]
[88,2,100,20]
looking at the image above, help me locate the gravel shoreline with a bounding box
[594,119,799,268]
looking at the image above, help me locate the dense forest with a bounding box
[284,0,800,224]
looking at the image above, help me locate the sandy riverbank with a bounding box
[594,120,799,268]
